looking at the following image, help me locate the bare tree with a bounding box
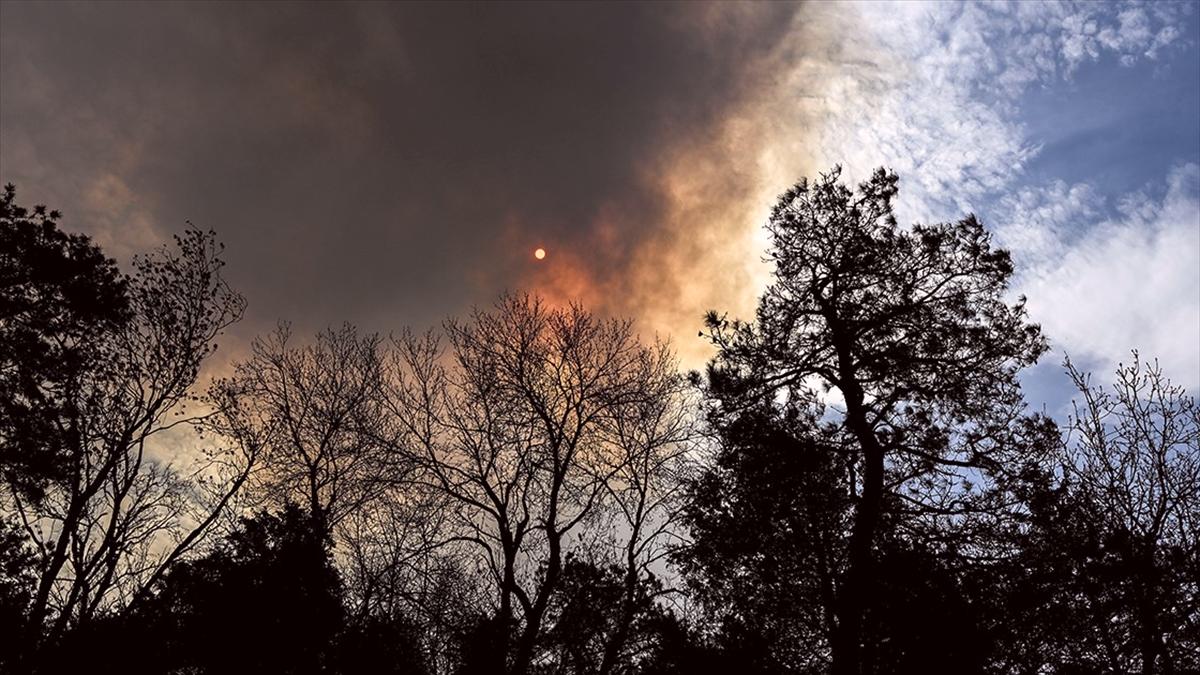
[338,489,478,674]
[4,230,250,649]
[389,294,687,675]
[593,344,694,675]
[1063,353,1200,673]
[214,323,395,531]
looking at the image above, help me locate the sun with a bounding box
[534,247,546,260]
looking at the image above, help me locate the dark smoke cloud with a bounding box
[1,1,800,358]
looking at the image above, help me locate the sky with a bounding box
[2,1,1198,415]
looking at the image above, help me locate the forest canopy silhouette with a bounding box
[2,169,1198,674]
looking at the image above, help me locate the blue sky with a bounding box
[989,4,1200,411]
[1015,25,1199,410]
[1019,49,1200,196]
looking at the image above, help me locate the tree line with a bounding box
[1,170,1197,674]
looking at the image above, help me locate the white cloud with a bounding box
[798,2,1079,225]
[798,1,1192,217]
[994,180,1105,264]
[1018,164,1200,389]
[1069,4,1187,69]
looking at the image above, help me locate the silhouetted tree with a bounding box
[46,503,434,675]
[679,397,999,672]
[1063,354,1199,673]
[983,462,1115,672]
[332,610,431,675]
[996,356,1200,673]
[0,519,37,670]
[860,537,993,672]
[0,196,251,664]
[212,323,396,531]
[455,614,514,675]
[538,554,675,675]
[390,294,686,675]
[702,167,1047,673]
[1,183,129,504]
[679,401,847,671]
[633,610,746,675]
[337,488,472,674]
[593,344,693,675]
[211,322,459,669]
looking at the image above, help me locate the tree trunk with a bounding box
[831,439,883,675]
[510,527,561,675]
[828,322,883,675]
[598,554,639,675]
[1138,544,1161,675]
[499,556,516,674]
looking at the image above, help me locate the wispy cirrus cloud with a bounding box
[801,1,1191,218]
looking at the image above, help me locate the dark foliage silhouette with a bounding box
[989,356,1200,673]
[333,612,431,675]
[538,555,674,674]
[679,397,995,672]
[42,504,430,675]
[1,189,252,671]
[679,402,848,671]
[2,172,1197,675]
[49,505,343,674]
[137,504,344,674]
[0,520,37,670]
[0,184,129,505]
